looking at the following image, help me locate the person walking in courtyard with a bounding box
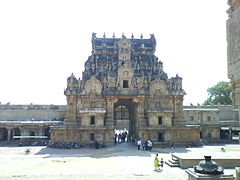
[154,154,160,171]
[159,158,164,170]
[137,139,142,150]
[114,133,117,145]
[147,140,152,152]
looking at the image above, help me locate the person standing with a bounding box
[114,133,117,145]
[159,158,164,170]
[154,154,159,171]
[148,140,153,152]
[137,139,142,150]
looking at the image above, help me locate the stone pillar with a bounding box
[105,97,115,127]
[0,129,4,141]
[7,128,12,141]
[236,167,240,180]
[137,97,146,128]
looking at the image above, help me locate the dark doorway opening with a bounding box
[200,131,202,138]
[45,127,50,139]
[13,128,21,140]
[220,129,229,140]
[0,128,8,141]
[158,132,164,142]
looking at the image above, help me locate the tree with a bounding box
[203,81,232,105]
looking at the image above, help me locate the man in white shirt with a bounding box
[137,139,142,150]
[147,140,152,152]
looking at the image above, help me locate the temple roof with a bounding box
[91,33,156,53]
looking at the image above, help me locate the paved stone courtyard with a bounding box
[0,143,238,180]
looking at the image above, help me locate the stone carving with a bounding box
[117,39,132,61]
[58,33,188,146]
[149,80,168,94]
[83,76,102,95]
[118,66,134,77]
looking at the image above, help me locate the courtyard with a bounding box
[0,143,238,180]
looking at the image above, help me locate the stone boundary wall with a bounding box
[0,105,66,121]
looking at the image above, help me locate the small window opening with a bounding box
[207,116,211,121]
[91,116,95,125]
[123,80,129,88]
[158,116,163,125]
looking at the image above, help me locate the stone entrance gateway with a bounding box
[50,33,200,146]
[114,98,137,138]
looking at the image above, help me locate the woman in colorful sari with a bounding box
[154,154,159,170]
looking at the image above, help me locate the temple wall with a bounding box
[227,0,240,121]
[169,129,200,144]
[50,128,114,144]
[148,112,172,127]
[0,105,66,121]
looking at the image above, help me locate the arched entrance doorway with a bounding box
[114,99,137,140]
[115,105,129,130]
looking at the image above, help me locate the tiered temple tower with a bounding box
[227,0,240,122]
[50,33,200,145]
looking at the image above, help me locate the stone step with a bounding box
[172,156,178,161]
[165,160,179,167]
[171,154,178,161]
[169,159,179,164]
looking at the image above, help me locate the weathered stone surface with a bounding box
[51,33,199,145]
[227,0,240,120]
[236,167,240,180]
[184,105,239,143]
[186,169,234,180]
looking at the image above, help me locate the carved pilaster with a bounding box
[7,127,12,141]
[105,97,116,126]
[136,97,146,128]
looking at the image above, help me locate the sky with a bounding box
[0,0,229,106]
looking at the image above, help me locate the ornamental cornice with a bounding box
[227,0,240,15]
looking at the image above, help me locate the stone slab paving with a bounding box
[0,143,238,180]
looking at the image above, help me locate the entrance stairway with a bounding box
[165,153,180,167]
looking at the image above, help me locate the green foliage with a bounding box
[203,81,232,105]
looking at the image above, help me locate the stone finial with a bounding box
[113,33,115,38]
[92,32,97,39]
[122,33,126,38]
[131,33,134,39]
[103,32,106,38]
[140,34,143,39]
[228,0,233,5]
[150,34,155,39]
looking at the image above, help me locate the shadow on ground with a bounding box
[34,142,191,159]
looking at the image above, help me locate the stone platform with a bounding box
[171,152,240,169]
[186,169,234,180]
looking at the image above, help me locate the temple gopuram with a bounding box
[50,33,200,145]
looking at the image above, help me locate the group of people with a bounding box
[114,131,128,145]
[136,139,153,151]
